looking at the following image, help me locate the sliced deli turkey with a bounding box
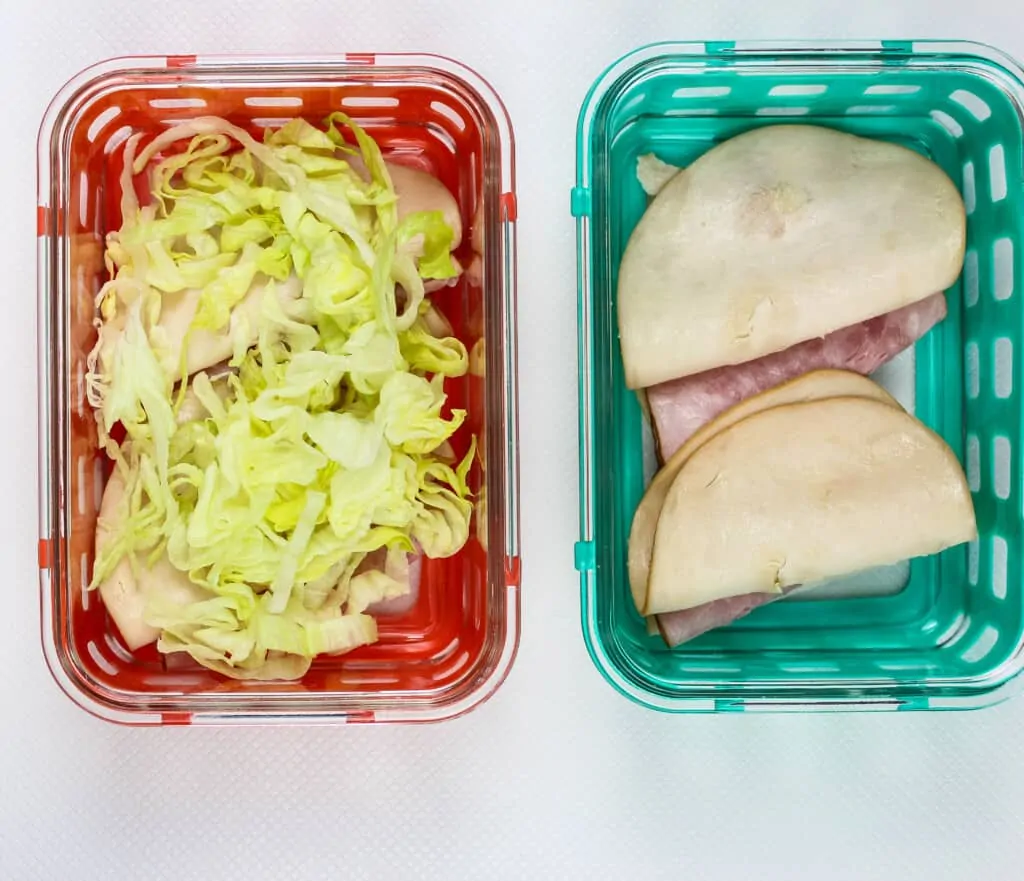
[617,123,974,646]
[641,396,978,618]
[616,124,966,390]
[627,369,901,614]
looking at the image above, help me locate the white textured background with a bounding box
[6,1,1024,878]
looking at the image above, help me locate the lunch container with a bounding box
[574,40,1024,712]
[37,53,519,725]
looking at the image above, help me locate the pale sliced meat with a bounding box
[348,155,463,248]
[155,274,302,380]
[95,470,210,650]
[628,370,900,614]
[95,383,231,649]
[387,163,463,248]
[644,397,977,617]
[617,124,966,389]
[647,292,947,461]
[92,274,303,393]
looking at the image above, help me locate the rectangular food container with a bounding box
[38,53,519,725]
[574,40,1024,712]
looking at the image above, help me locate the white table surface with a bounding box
[6,1,1024,878]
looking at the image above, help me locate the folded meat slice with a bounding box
[646,397,976,616]
[636,372,899,646]
[646,292,948,460]
[629,370,899,615]
[648,395,975,647]
[656,592,784,648]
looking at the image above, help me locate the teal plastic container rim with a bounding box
[574,38,1024,714]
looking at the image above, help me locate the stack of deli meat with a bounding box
[618,125,977,647]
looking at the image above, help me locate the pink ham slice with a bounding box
[655,587,808,648]
[657,593,776,648]
[646,292,948,646]
[647,292,948,461]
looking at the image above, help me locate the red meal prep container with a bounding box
[36,53,520,725]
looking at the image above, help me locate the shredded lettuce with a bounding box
[398,210,460,281]
[86,112,474,681]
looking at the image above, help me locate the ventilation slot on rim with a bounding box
[962,161,976,215]
[244,96,303,108]
[103,125,133,156]
[966,432,981,492]
[989,144,1008,202]
[76,458,87,516]
[86,640,119,675]
[992,536,1008,599]
[966,341,979,399]
[78,173,89,226]
[968,539,979,586]
[864,84,921,96]
[768,84,827,96]
[341,95,400,108]
[431,126,457,154]
[845,105,897,115]
[80,554,91,609]
[431,101,466,131]
[87,107,120,143]
[994,238,1014,301]
[149,97,207,109]
[994,337,1013,399]
[964,249,980,307]
[950,89,992,121]
[755,107,810,116]
[104,632,136,662]
[74,363,86,416]
[993,436,1011,500]
[961,625,999,663]
[930,110,964,137]
[672,86,731,98]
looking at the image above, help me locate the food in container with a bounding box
[39,53,519,725]
[618,124,975,643]
[575,40,1024,712]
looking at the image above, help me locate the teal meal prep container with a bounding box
[574,40,1024,712]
